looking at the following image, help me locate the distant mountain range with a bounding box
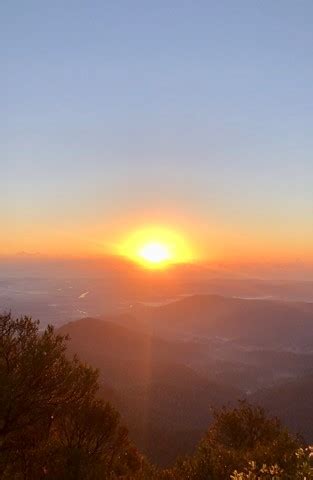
[59,315,240,464]
[122,294,313,349]
[58,294,313,464]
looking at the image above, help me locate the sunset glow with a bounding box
[118,226,194,268]
[2,2,313,268]
[138,242,171,265]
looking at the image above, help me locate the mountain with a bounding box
[122,294,313,349]
[59,316,204,387]
[58,295,313,463]
[59,316,242,464]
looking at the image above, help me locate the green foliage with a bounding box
[231,461,285,480]
[168,401,300,480]
[0,313,141,479]
[231,447,313,479]
[294,447,313,479]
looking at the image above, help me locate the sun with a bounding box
[138,242,171,264]
[118,226,193,269]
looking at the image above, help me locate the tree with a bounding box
[0,313,140,479]
[170,401,300,480]
[46,400,141,480]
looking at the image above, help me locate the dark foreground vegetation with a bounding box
[1,313,312,479]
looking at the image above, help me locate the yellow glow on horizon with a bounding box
[117,226,194,268]
[138,242,171,264]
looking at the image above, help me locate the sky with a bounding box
[2,1,313,263]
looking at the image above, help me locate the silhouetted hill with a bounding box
[58,296,313,464]
[59,316,242,464]
[123,294,313,349]
[59,316,204,387]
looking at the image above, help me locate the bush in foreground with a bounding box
[165,401,301,480]
[231,446,313,479]
[0,313,141,479]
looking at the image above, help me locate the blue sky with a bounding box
[2,1,313,259]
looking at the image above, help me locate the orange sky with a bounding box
[2,209,312,266]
